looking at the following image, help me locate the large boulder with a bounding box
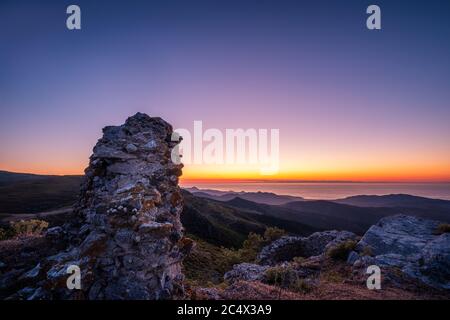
[257,230,358,265]
[350,215,450,290]
[1,113,193,300]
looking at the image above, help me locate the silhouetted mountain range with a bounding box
[185,187,304,205]
[181,190,317,247]
[0,171,83,213]
[1,171,450,240]
[334,193,450,210]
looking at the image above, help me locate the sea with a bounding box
[180,182,450,200]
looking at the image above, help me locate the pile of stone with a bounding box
[0,113,193,300]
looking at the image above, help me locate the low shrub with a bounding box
[263,227,286,243]
[0,226,17,241]
[265,265,312,293]
[234,227,287,263]
[265,266,287,286]
[183,227,287,286]
[10,219,49,237]
[291,278,313,293]
[326,240,357,261]
[321,270,344,283]
[361,246,374,257]
[434,223,450,235]
[0,228,8,241]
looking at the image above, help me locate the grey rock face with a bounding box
[351,215,450,290]
[224,263,269,283]
[2,113,193,300]
[257,230,358,265]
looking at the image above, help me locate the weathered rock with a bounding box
[257,230,358,265]
[2,113,190,300]
[193,287,222,300]
[19,263,41,280]
[224,263,269,283]
[351,215,450,290]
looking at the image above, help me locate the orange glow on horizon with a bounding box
[2,160,450,182]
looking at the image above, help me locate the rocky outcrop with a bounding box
[224,263,269,283]
[0,113,193,300]
[257,230,358,265]
[349,215,450,290]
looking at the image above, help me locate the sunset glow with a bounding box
[1,1,449,183]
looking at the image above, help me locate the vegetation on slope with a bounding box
[183,227,286,286]
[0,174,83,213]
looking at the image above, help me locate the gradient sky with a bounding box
[1,0,449,181]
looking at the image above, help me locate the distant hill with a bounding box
[181,190,318,248]
[0,170,51,186]
[1,171,449,243]
[225,197,450,235]
[0,171,318,247]
[185,187,304,205]
[334,194,450,210]
[225,197,373,234]
[0,171,83,213]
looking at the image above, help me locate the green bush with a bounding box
[183,228,287,286]
[263,227,286,243]
[361,246,374,257]
[265,265,312,293]
[10,219,49,237]
[321,270,344,283]
[434,223,450,235]
[0,226,17,241]
[292,256,306,264]
[265,266,287,286]
[0,228,8,241]
[326,240,357,261]
[234,227,287,263]
[238,233,264,261]
[291,278,313,293]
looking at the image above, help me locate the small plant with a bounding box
[235,227,287,262]
[10,219,49,237]
[326,240,357,261]
[263,227,286,243]
[0,228,8,241]
[321,270,344,283]
[0,226,16,241]
[434,223,450,235]
[265,265,312,294]
[265,266,286,286]
[238,232,264,262]
[361,246,374,257]
[291,278,313,293]
[292,256,306,264]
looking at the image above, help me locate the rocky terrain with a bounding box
[0,113,449,300]
[200,214,449,299]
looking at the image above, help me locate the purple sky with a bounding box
[0,0,449,180]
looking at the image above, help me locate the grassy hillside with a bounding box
[182,190,318,248]
[226,197,450,234]
[0,172,318,248]
[0,174,83,213]
[1,171,449,244]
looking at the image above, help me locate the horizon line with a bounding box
[1,169,450,184]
